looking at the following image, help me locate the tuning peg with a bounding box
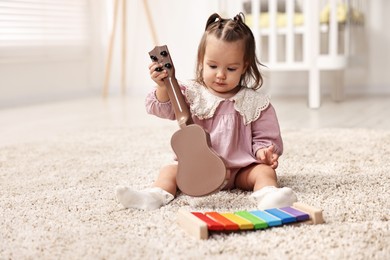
[150,55,158,61]
[160,51,168,57]
[164,63,172,69]
[155,67,163,72]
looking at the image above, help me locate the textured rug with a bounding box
[1,126,389,259]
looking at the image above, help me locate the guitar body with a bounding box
[172,125,229,197]
[149,45,228,196]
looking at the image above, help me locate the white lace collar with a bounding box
[182,80,270,125]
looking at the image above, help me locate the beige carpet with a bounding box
[1,125,389,259]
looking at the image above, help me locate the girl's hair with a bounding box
[195,13,264,90]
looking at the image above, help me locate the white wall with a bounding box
[0,59,91,106]
[365,0,390,93]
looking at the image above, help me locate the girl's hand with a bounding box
[256,145,279,169]
[148,62,170,102]
[149,62,168,87]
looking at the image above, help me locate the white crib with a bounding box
[240,0,365,108]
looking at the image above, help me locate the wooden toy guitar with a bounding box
[149,45,229,197]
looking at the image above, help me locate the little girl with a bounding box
[116,13,297,210]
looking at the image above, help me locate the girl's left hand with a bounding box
[256,145,279,169]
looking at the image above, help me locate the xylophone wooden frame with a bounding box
[177,202,324,239]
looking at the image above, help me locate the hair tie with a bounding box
[205,13,222,31]
[233,12,245,23]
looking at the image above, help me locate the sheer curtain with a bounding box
[0,0,104,107]
[0,0,91,61]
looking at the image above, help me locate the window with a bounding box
[0,0,91,61]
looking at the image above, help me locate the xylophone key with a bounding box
[205,212,240,231]
[220,213,253,230]
[250,210,282,227]
[191,212,224,231]
[280,207,310,221]
[235,211,268,230]
[265,208,296,224]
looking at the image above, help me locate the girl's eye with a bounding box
[209,65,217,69]
[228,68,237,72]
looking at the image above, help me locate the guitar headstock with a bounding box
[149,45,175,77]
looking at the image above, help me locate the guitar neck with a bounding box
[149,45,193,128]
[163,76,193,128]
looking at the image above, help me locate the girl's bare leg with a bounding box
[235,164,278,191]
[152,164,178,196]
[235,164,297,209]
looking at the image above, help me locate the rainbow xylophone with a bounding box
[177,202,324,239]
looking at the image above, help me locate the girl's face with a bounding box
[202,35,247,98]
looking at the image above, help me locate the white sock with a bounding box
[250,186,298,210]
[115,186,174,210]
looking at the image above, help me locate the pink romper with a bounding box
[145,80,283,189]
